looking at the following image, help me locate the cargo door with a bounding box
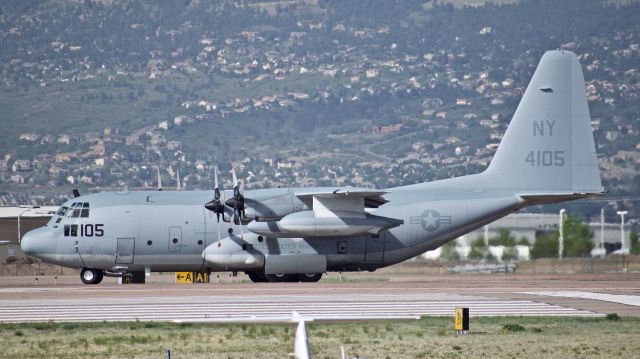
[115,237,135,264]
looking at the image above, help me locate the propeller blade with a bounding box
[157,167,162,191]
[205,166,227,223]
[232,168,238,189]
[226,167,245,221]
[214,168,219,194]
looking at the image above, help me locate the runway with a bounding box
[0,292,601,323]
[1,273,639,323]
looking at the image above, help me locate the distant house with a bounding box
[167,141,181,151]
[12,160,31,172]
[366,69,379,78]
[19,133,39,141]
[55,153,72,163]
[10,174,24,184]
[373,124,403,134]
[49,166,65,176]
[288,92,309,100]
[57,134,71,144]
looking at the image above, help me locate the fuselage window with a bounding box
[64,225,70,236]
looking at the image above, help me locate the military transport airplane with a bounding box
[21,50,603,284]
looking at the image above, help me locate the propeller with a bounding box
[204,167,246,240]
[205,168,226,223]
[225,168,245,224]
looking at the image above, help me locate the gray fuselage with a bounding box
[22,173,524,274]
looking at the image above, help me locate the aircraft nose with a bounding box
[21,227,55,257]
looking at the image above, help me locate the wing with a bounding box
[248,187,401,237]
[295,188,389,210]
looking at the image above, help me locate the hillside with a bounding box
[0,0,639,220]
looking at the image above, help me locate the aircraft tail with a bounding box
[482,50,603,201]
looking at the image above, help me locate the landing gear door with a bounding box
[364,232,385,262]
[168,226,182,253]
[115,237,135,264]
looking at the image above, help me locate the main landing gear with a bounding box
[80,268,104,284]
[246,272,323,283]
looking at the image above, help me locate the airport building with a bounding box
[461,213,633,250]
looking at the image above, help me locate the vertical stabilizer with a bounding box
[483,50,602,195]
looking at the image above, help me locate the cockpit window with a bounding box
[56,206,69,217]
[67,202,90,218]
[81,202,90,217]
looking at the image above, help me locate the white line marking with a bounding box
[521,291,640,307]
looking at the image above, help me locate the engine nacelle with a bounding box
[247,210,402,238]
[202,236,264,270]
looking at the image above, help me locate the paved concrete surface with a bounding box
[0,293,599,323]
[0,273,639,322]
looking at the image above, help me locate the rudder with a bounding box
[483,50,602,195]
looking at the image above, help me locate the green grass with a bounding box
[1,316,639,358]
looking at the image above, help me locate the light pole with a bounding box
[617,210,628,254]
[558,209,565,259]
[600,208,605,252]
[590,207,607,258]
[17,205,40,243]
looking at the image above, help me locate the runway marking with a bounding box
[521,291,640,307]
[0,293,601,323]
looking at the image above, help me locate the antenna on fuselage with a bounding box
[72,189,81,198]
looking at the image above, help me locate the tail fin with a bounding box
[483,50,602,198]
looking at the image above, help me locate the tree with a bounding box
[531,215,593,258]
[531,232,559,259]
[489,229,516,247]
[562,216,594,257]
[631,231,640,255]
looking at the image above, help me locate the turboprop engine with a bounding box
[247,210,403,237]
[202,233,264,270]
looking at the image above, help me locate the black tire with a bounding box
[298,273,323,282]
[265,273,298,283]
[80,268,104,285]
[247,272,268,283]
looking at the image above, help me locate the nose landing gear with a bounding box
[80,268,104,284]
